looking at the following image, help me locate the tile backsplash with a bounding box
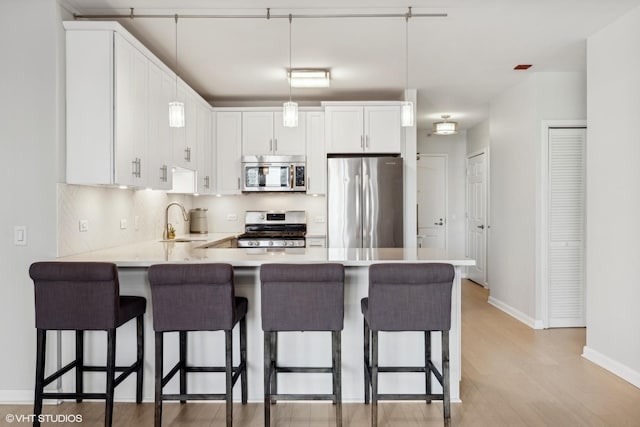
[57,184,327,257]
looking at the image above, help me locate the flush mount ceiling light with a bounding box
[283,14,298,128]
[432,115,458,135]
[288,69,331,88]
[401,8,414,127]
[169,14,185,128]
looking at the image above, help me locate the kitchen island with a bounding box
[55,241,474,403]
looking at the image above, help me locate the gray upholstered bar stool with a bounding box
[148,263,248,427]
[29,262,146,427]
[260,263,345,427]
[362,263,455,427]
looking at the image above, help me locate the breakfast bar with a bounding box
[55,241,474,403]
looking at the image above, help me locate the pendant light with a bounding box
[401,8,414,127]
[283,14,298,128]
[169,14,185,128]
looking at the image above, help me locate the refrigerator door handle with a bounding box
[355,173,362,243]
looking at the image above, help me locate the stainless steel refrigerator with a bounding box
[327,156,403,248]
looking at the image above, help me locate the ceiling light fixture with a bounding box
[283,14,298,128]
[401,8,414,127]
[288,69,331,88]
[169,14,185,128]
[432,115,458,135]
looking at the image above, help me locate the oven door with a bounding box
[242,163,292,192]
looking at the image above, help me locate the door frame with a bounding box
[416,153,448,250]
[465,148,490,287]
[539,120,587,329]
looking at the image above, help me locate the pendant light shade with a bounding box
[432,115,458,135]
[283,14,298,128]
[401,9,414,127]
[169,15,185,128]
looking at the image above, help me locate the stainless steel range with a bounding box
[237,211,306,248]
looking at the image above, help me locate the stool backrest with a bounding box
[29,262,120,330]
[260,263,345,332]
[368,263,454,331]
[148,263,236,332]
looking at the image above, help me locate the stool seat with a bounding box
[29,261,145,427]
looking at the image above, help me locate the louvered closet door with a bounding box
[548,127,586,327]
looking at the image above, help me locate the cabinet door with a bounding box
[183,91,198,169]
[274,111,306,155]
[242,111,273,156]
[196,104,213,194]
[216,111,242,195]
[114,34,147,187]
[325,106,364,153]
[171,83,188,168]
[306,112,325,195]
[147,62,173,190]
[364,106,401,153]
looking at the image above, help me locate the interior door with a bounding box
[466,152,487,285]
[417,155,447,249]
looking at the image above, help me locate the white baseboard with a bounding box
[487,296,544,329]
[0,390,33,404]
[582,346,640,389]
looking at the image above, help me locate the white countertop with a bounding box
[56,236,475,268]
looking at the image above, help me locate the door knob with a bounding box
[434,221,444,226]
[476,225,485,230]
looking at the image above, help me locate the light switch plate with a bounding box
[14,226,27,246]
[120,218,128,230]
[227,214,238,221]
[79,219,89,232]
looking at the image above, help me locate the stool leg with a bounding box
[225,330,233,427]
[442,331,451,427]
[333,331,342,427]
[263,332,271,427]
[270,331,277,404]
[34,329,46,427]
[154,332,163,427]
[371,330,378,427]
[363,320,370,405]
[179,331,187,404]
[136,315,144,404]
[76,330,84,403]
[105,328,116,427]
[240,315,248,405]
[425,330,432,404]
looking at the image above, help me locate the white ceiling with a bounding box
[60,0,640,131]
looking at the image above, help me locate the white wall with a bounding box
[467,119,489,155]
[0,0,66,401]
[583,6,640,388]
[487,72,585,327]
[417,131,467,256]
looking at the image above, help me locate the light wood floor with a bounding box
[3,280,640,426]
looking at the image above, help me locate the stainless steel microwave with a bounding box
[241,155,306,192]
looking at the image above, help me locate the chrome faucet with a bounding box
[164,202,189,240]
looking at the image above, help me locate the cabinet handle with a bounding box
[237,177,241,190]
[360,135,364,148]
[160,165,168,182]
[366,135,370,149]
[204,176,210,189]
[132,158,141,178]
[270,139,273,152]
[184,147,191,162]
[274,138,278,152]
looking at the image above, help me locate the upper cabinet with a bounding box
[196,102,214,195]
[325,104,402,154]
[306,111,326,195]
[242,111,306,156]
[216,111,243,195]
[66,29,149,187]
[147,61,174,190]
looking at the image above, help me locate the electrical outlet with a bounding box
[79,219,89,232]
[315,216,326,223]
[227,214,238,221]
[120,218,128,230]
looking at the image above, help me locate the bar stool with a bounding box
[29,262,146,427]
[362,263,455,427]
[260,263,345,427]
[148,263,248,427]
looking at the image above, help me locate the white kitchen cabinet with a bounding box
[66,30,149,187]
[307,236,327,248]
[147,61,174,190]
[242,111,306,156]
[216,111,243,195]
[172,83,198,170]
[306,111,326,195]
[325,105,401,154]
[196,103,214,194]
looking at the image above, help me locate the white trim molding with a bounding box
[582,346,640,389]
[0,390,33,404]
[488,296,545,329]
